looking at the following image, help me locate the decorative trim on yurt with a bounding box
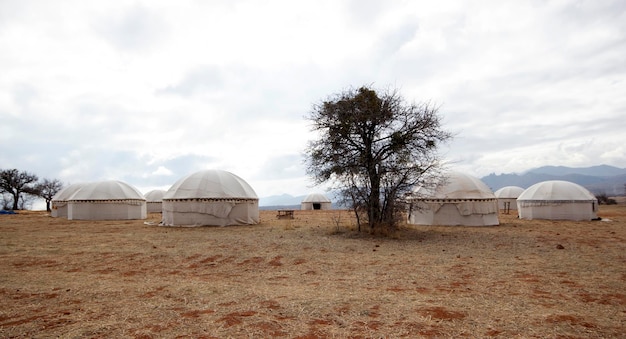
[494,186,524,211]
[161,169,259,227]
[517,180,598,221]
[67,180,147,220]
[144,189,166,213]
[50,183,86,218]
[408,172,499,226]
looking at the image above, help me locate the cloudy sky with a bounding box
[1,0,625,199]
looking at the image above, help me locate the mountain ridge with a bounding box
[523,164,626,177]
[259,165,626,207]
[258,193,306,207]
[482,164,626,195]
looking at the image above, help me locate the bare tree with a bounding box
[304,86,452,233]
[35,178,64,212]
[0,169,39,210]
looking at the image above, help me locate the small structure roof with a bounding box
[302,193,331,203]
[68,180,145,201]
[52,183,86,201]
[517,180,596,201]
[144,189,166,202]
[415,172,495,200]
[494,186,525,199]
[164,169,257,200]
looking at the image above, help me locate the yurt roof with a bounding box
[52,182,86,201]
[494,186,525,199]
[68,180,145,201]
[414,172,496,200]
[302,193,331,203]
[144,189,166,202]
[517,180,596,201]
[163,169,258,200]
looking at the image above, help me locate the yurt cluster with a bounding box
[51,169,599,226]
[51,169,333,226]
[407,172,599,226]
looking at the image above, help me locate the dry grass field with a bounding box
[1,205,625,338]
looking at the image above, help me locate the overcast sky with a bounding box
[1,0,625,198]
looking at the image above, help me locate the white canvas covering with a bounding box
[144,189,166,213]
[517,180,598,220]
[301,193,332,210]
[408,172,499,226]
[51,183,85,218]
[494,186,525,210]
[67,180,147,220]
[162,169,259,226]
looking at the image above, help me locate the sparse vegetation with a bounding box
[34,178,64,212]
[0,169,39,210]
[596,192,617,205]
[0,169,64,211]
[1,207,624,337]
[304,86,451,234]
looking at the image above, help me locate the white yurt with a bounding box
[144,189,166,213]
[517,180,598,220]
[161,169,259,226]
[494,186,525,211]
[51,183,86,218]
[301,193,332,210]
[67,180,147,220]
[408,172,499,226]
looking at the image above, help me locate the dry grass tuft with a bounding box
[0,206,625,338]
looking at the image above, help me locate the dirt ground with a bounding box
[0,205,624,338]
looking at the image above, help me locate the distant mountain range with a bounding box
[259,193,306,207]
[481,164,626,195]
[259,165,626,207]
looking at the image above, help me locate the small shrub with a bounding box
[596,193,617,205]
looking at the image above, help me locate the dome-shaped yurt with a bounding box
[144,189,166,213]
[301,193,332,210]
[408,172,499,226]
[162,169,259,226]
[517,180,598,220]
[51,183,86,218]
[67,180,147,220]
[494,186,525,211]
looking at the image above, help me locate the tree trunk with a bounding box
[363,131,382,232]
[368,172,381,232]
[11,191,19,210]
[46,200,51,212]
[353,207,361,232]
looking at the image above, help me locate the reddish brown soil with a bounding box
[0,206,624,338]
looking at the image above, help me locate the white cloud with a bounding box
[151,166,173,176]
[1,0,625,198]
[93,4,169,51]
